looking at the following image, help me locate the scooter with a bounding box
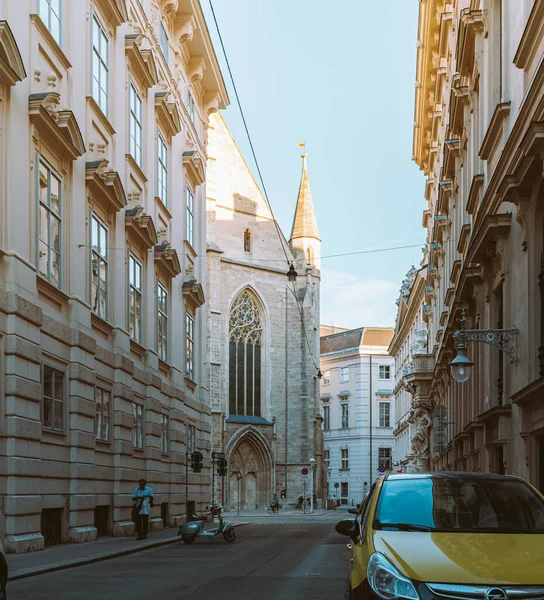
[179,504,236,544]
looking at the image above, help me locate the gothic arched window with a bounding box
[244,229,251,253]
[229,290,262,416]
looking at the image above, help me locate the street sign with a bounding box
[433,405,447,420]
[378,466,386,473]
[301,468,309,475]
[300,475,308,481]
[334,482,340,489]
[212,451,225,459]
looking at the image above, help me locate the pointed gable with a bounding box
[290,154,321,242]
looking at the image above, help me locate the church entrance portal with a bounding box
[228,434,272,510]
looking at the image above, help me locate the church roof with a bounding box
[290,154,321,242]
[320,328,365,355]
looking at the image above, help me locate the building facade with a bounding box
[389,266,427,472]
[0,0,228,552]
[408,0,544,488]
[320,327,395,505]
[206,114,325,509]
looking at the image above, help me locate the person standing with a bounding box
[132,478,154,540]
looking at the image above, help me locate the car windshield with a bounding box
[374,477,544,533]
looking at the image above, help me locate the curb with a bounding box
[8,522,250,582]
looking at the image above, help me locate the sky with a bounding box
[202,0,427,330]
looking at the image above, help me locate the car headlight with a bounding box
[367,552,419,600]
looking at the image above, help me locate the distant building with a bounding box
[389,267,427,472]
[320,327,395,504]
[206,114,324,509]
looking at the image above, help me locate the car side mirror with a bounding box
[348,507,359,515]
[335,518,358,540]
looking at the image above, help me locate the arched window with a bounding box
[229,290,262,416]
[244,229,251,253]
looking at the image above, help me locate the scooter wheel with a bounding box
[223,528,235,543]
[182,534,196,544]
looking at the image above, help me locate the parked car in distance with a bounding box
[336,472,544,600]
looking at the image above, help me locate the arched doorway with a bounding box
[227,429,273,510]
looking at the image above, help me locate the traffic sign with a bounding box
[378,466,386,473]
[300,475,308,481]
[212,451,225,459]
[301,468,309,475]
[334,482,340,489]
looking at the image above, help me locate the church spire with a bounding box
[290,153,321,243]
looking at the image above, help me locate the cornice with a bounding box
[154,243,181,279]
[125,35,158,90]
[93,0,128,28]
[182,150,205,187]
[388,275,426,356]
[182,278,205,310]
[155,92,182,138]
[466,173,484,215]
[455,8,484,78]
[0,20,26,86]
[465,213,512,266]
[125,206,158,250]
[29,92,85,160]
[479,102,511,161]
[457,223,471,256]
[86,161,127,213]
[513,0,544,72]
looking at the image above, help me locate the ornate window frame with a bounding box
[0,21,27,86]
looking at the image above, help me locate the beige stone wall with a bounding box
[0,0,228,552]
[411,0,544,486]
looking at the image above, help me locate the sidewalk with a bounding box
[7,527,183,581]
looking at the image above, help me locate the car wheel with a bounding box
[0,579,7,600]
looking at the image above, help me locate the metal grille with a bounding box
[427,584,544,600]
[161,502,169,527]
[41,508,63,546]
[94,505,110,538]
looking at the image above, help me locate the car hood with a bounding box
[373,531,544,584]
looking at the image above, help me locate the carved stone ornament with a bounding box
[204,92,220,117]
[410,322,428,355]
[175,14,197,45]
[161,0,179,17]
[410,407,432,472]
[399,265,418,299]
[189,56,206,83]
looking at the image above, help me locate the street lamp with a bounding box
[449,309,518,384]
[287,263,298,282]
[309,457,316,513]
[449,343,473,384]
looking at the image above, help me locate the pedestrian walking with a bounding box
[331,495,337,510]
[132,478,154,540]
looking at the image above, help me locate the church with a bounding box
[206,114,324,509]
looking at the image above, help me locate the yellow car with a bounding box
[336,473,544,600]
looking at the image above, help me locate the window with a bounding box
[323,405,330,430]
[161,414,169,454]
[379,402,391,428]
[186,313,194,380]
[159,20,169,65]
[340,367,349,382]
[42,366,65,432]
[244,229,251,253]
[129,84,143,167]
[39,0,61,45]
[91,215,108,319]
[379,448,392,471]
[341,448,349,470]
[157,133,168,206]
[38,159,62,287]
[341,403,349,429]
[186,187,194,246]
[132,402,143,449]
[95,388,111,442]
[128,254,142,343]
[187,423,196,455]
[187,90,195,123]
[379,365,391,380]
[157,283,168,361]
[229,290,262,416]
[324,449,330,469]
[91,14,109,115]
[323,370,330,385]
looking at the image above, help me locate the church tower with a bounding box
[289,153,321,270]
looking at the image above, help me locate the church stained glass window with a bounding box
[229,290,262,416]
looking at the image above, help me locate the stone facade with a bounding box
[0,0,228,552]
[206,114,324,509]
[411,0,544,486]
[320,327,395,503]
[389,267,427,472]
